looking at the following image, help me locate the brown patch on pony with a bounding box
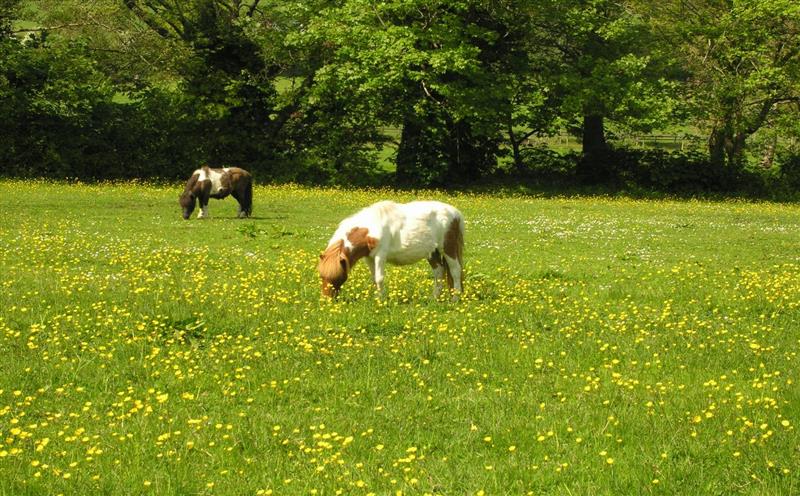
[318,239,349,297]
[346,227,378,264]
[226,167,250,182]
[427,249,443,270]
[443,217,463,260]
[443,216,464,290]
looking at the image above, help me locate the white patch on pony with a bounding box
[431,264,445,298]
[194,167,226,195]
[207,169,225,195]
[198,206,209,219]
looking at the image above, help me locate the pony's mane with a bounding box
[318,239,348,282]
[183,171,199,194]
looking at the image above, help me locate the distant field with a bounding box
[1,180,799,495]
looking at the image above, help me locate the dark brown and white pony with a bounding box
[318,200,464,299]
[179,166,252,219]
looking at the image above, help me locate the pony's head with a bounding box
[179,191,196,219]
[318,240,349,298]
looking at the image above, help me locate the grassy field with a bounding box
[0,180,798,495]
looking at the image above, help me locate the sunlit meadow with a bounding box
[0,179,798,495]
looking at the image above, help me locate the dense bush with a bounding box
[515,146,579,181]
[511,145,772,194]
[0,36,380,183]
[777,154,800,192]
[609,148,741,192]
[395,109,501,187]
[0,37,195,179]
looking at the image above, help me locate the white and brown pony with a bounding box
[318,200,464,299]
[179,166,253,219]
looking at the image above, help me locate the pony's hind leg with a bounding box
[443,254,463,300]
[231,191,246,218]
[428,251,445,299]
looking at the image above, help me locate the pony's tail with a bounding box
[443,214,464,291]
[241,175,253,216]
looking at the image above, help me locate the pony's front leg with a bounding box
[197,196,210,219]
[371,255,387,298]
[428,254,445,299]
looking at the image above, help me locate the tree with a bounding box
[659,0,800,168]
[531,0,677,181]
[293,0,546,185]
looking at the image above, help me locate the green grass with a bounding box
[1,180,799,495]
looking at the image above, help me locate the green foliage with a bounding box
[539,0,675,127]
[777,154,800,192]
[3,0,800,192]
[0,33,204,179]
[607,148,747,192]
[0,0,18,37]
[295,0,532,185]
[660,0,800,167]
[515,146,580,181]
[0,37,114,176]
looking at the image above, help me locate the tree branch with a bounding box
[742,98,778,137]
[123,0,177,40]
[246,0,262,18]
[421,80,445,107]
[146,0,188,40]
[12,22,89,34]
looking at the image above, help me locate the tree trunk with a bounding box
[726,132,747,168]
[507,120,524,172]
[446,119,498,182]
[395,108,447,186]
[395,114,424,185]
[577,113,611,183]
[582,113,607,155]
[511,139,523,172]
[708,126,727,167]
[709,125,746,168]
[760,133,777,169]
